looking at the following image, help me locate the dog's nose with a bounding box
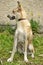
[10,16,15,20]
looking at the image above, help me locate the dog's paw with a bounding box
[7,58,13,62]
[24,58,28,62]
[31,54,34,58]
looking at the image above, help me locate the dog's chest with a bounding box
[17,28,25,53]
[17,27,25,42]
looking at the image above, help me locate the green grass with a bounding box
[0,31,43,65]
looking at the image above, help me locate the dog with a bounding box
[7,1,34,62]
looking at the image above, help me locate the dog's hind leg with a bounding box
[7,30,18,62]
[29,41,34,58]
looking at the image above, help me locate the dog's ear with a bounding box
[17,1,21,8]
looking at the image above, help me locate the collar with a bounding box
[18,18,26,21]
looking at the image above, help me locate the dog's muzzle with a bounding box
[7,15,15,20]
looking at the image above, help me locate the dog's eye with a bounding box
[17,9,19,12]
[17,9,21,12]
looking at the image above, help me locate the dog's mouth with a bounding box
[7,15,15,20]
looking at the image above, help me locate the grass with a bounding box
[30,19,40,33]
[0,30,43,65]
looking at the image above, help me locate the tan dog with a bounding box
[7,1,34,62]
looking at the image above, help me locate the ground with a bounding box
[0,30,43,65]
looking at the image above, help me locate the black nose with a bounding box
[7,15,15,20]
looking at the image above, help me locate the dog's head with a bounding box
[7,1,26,20]
[12,1,24,20]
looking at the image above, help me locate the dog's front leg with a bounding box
[7,30,18,62]
[24,39,28,62]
